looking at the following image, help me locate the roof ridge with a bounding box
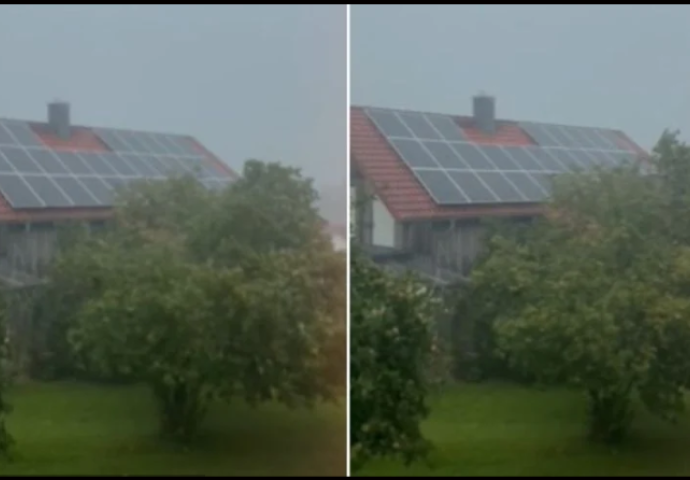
[353,104,628,133]
[0,115,195,139]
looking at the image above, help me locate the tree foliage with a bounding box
[0,290,13,459]
[46,161,344,443]
[469,131,690,443]
[350,247,439,470]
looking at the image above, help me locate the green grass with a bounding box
[1,381,346,476]
[358,382,690,477]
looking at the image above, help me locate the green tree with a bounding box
[350,247,439,470]
[48,163,342,443]
[471,138,690,444]
[190,159,327,266]
[0,290,13,459]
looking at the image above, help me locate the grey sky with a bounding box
[0,5,346,188]
[351,5,690,150]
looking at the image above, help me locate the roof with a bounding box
[351,103,648,221]
[0,109,238,224]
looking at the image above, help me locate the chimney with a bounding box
[472,94,496,135]
[48,101,71,139]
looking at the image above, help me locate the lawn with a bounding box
[1,381,346,476]
[358,382,690,476]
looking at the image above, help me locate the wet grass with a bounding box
[2,381,346,476]
[358,382,690,476]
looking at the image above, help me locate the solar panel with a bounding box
[0,121,232,208]
[398,112,442,141]
[562,127,600,150]
[169,135,200,156]
[524,147,564,172]
[102,177,127,191]
[0,146,44,174]
[531,173,554,194]
[365,108,468,142]
[477,172,525,202]
[79,177,113,205]
[451,143,494,170]
[520,123,560,147]
[119,131,150,153]
[366,109,412,138]
[3,121,43,147]
[146,134,175,155]
[0,153,14,173]
[389,138,437,168]
[503,172,548,201]
[96,129,131,152]
[142,155,169,175]
[99,152,134,176]
[0,125,16,146]
[161,156,189,176]
[446,170,498,203]
[521,122,624,152]
[29,150,69,175]
[54,151,93,175]
[0,174,44,208]
[504,147,545,171]
[78,152,117,176]
[414,169,468,205]
[23,176,73,207]
[365,108,643,207]
[480,146,521,171]
[52,177,101,207]
[157,134,188,155]
[426,114,466,142]
[546,125,584,148]
[423,141,468,169]
[94,128,223,171]
[120,154,154,177]
[0,146,233,210]
[127,133,156,154]
[163,156,192,175]
[597,129,626,151]
[145,155,169,176]
[582,150,610,167]
[565,150,596,169]
[546,149,583,172]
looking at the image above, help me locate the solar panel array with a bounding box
[0,119,233,210]
[518,121,628,151]
[364,108,640,206]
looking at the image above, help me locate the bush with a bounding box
[350,248,439,470]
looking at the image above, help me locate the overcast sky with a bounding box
[0,5,347,191]
[351,5,690,151]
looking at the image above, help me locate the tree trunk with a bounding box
[151,380,208,444]
[587,387,634,444]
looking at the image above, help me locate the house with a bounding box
[0,101,237,286]
[350,95,647,283]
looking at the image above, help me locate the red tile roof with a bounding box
[0,120,238,224]
[350,105,646,221]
